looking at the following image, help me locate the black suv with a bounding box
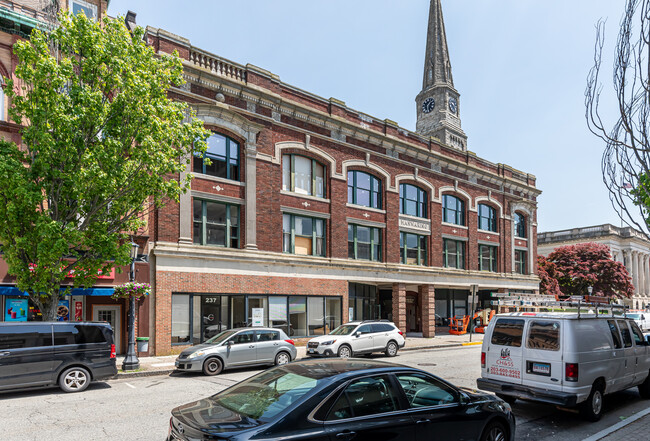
[0,321,117,393]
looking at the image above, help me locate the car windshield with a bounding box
[212,367,320,421]
[329,324,358,336]
[205,330,236,344]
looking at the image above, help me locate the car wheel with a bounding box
[385,341,399,357]
[496,393,517,405]
[59,367,91,393]
[202,357,223,376]
[275,351,291,366]
[480,421,507,441]
[338,345,352,359]
[579,383,604,421]
[639,372,650,399]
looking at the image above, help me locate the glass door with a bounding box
[201,295,222,341]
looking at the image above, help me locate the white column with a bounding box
[638,254,645,297]
[633,251,640,295]
[244,133,258,250]
[645,254,650,297]
[178,154,193,244]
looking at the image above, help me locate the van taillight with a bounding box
[565,363,578,382]
[284,339,295,346]
[110,344,116,358]
[481,352,486,368]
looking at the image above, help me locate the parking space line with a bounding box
[124,383,136,389]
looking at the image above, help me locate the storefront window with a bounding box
[349,283,378,321]
[326,297,341,333]
[248,297,269,327]
[172,294,190,344]
[289,296,307,336]
[308,297,325,335]
[269,296,288,335]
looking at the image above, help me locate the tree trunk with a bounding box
[31,292,60,321]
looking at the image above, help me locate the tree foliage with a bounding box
[537,256,562,298]
[586,0,650,238]
[540,243,634,298]
[0,13,209,319]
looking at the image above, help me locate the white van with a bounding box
[477,312,650,421]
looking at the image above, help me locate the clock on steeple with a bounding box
[415,0,467,151]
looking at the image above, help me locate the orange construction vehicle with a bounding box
[448,308,495,335]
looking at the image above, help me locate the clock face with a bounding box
[422,98,435,114]
[449,97,458,114]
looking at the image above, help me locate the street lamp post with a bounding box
[122,242,140,371]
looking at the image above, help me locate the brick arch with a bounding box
[436,185,472,207]
[394,173,435,201]
[474,196,503,218]
[341,159,395,192]
[193,104,264,146]
[273,141,337,178]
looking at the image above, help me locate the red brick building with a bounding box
[0,0,540,356]
[145,0,541,355]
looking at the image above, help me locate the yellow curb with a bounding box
[461,341,482,346]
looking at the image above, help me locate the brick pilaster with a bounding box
[392,283,407,332]
[420,284,436,338]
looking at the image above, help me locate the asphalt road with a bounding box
[1,345,649,440]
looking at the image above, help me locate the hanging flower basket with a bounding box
[111,282,151,300]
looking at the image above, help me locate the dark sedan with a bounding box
[167,359,514,441]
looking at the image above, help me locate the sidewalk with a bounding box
[113,330,483,378]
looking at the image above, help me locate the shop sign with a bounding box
[5,299,28,321]
[398,217,430,233]
[75,301,83,321]
[252,308,264,327]
[57,300,70,321]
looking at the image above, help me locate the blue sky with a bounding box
[107,0,627,233]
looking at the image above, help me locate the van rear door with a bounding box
[485,318,525,385]
[521,320,563,391]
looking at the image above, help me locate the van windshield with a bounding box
[627,314,642,320]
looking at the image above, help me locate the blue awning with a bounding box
[0,286,114,296]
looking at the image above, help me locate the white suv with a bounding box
[306,320,405,358]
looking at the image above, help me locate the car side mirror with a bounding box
[225,340,233,346]
[459,392,470,406]
[354,331,361,337]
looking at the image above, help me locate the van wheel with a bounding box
[202,357,223,376]
[275,351,291,366]
[639,373,650,399]
[385,341,399,357]
[496,393,517,405]
[59,367,90,393]
[338,345,352,358]
[479,421,507,441]
[579,383,604,421]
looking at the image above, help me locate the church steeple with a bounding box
[416,0,467,151]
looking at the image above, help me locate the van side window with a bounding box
[630,321,645,346]
[491,319,525,347]
[526,321,560,351]
[607,320,622,349]
[617,320,633,348]
[0,325,52,349]
[54,325,107,345]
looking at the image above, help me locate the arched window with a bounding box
[514,213,526,238]
[194,133,240,181]
[348,171,382,209]
[400,184,427,218]
[478,204,497,232]
[282,154,325,198]
[442,194,465,226]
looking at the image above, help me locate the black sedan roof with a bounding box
[277,358,412,380]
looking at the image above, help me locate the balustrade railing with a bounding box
[189,48,246,82]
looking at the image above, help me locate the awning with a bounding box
[0,286,115,296]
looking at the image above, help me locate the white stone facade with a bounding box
[538,224,650,309]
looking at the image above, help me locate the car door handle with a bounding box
[249,345,255,349]
[0,352,9,356]
[336,431,356,440]
[416,419,430,424]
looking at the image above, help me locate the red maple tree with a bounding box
[539,243,634,298]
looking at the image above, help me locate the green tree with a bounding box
[0,13,209,320]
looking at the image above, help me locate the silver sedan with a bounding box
[175,328,297,375]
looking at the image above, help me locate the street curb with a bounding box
[107,342,483,380]
[582,406,650,441]
[111,369,175,380]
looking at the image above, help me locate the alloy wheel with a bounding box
[64,370,88,391]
